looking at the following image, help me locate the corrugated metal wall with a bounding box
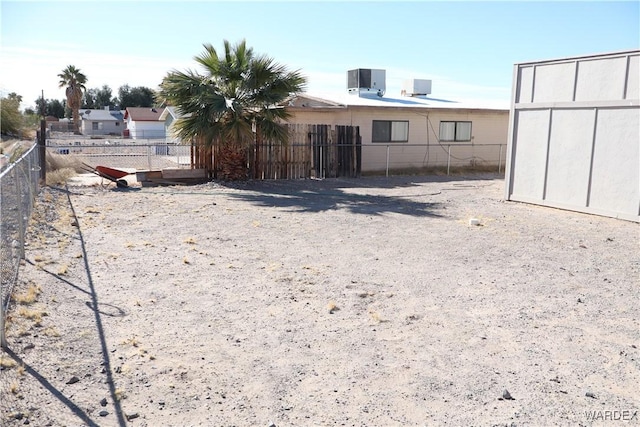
[505,50,640,222]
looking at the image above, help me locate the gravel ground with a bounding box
[1,173,639,427]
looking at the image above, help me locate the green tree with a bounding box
[48,99,66,118]
[118,84,155,109]
[1,95,23,135]
[157,39,306,180]
[83,85,116,109]
[35,97,47,116]
[7,92,23,104]
[35,98,66,118]
[95,85,115,109]
[83,89,96,109]
[58,65,87,133]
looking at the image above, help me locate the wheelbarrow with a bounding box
[81,163,131,188]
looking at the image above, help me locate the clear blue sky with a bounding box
[1,0,638,109]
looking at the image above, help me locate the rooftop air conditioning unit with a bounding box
[347,69,386,97]
[402,79,432,96]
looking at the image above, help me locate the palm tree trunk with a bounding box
[218,143,248,180]
[72,109,80,134]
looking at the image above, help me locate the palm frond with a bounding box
[158,39,307,152]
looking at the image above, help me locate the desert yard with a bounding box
[1,174,638,426]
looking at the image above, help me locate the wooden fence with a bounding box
[191,124,361,180]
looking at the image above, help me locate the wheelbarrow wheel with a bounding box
[116,179,129,188]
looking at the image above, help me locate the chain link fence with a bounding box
[46,132,506,178]
[361,142,507,176]
[0,144,40,348]
[47,135,192,171]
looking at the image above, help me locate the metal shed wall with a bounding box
[504,50,640,222]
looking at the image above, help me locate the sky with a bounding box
[1,0,638,110]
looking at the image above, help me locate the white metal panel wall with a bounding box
[533,62,576,102]
[589,108,640,215]
[575,57,628,101]
[505,50,640,222]
[545,109,595,206]
[511,110,549,198]
[627,55,640,100]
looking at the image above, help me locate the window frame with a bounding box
[439,121,472,142]
[371,120,409,143]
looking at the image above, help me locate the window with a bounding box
[439,121,472,142]
[91,122,104,131]
[372,120,409,142]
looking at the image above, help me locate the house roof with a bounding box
[79,109,124,121]
[124,107,165,121]
[158,106,181,121]
[291,91,509,111]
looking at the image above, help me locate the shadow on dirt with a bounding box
[1,186,128,427]
[220,174,501,217]
[2,347,101,427]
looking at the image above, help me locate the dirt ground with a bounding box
[1,173,639,427]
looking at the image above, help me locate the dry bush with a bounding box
[17,307,46,325]
[12,283,42,305]
[46,168,77,186]
[46,152,86,186]
[19,129,36,140]
[46,152,84,172]
[0,356,17,369]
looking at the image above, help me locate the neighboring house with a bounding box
[286,74,509,174]
[504,49,639,222]
[123,107,166,139]
[79,107,124,136]
[159,106,183,143]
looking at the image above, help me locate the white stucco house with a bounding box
[79,107,125,136]
[286,72,510,174]
[123,107,166,139]
[504,50,639,222]
[159,106,183,143]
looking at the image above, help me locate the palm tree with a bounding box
[58,65,87,134]
[157,39,307,180]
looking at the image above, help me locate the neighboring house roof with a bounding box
[291,91,509,111]
[124,107,165,121]
[159,106,180,121]
[79,109,124,121]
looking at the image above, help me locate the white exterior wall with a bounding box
[505,50,640,222]
[288,107,508,173]
[164,114,181,143]
[81,120,122,135]
[126,118,166,139]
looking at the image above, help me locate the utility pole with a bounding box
[38,90,46,184]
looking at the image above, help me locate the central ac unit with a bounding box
[347,69,386,96]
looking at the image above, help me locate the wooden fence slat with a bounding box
[196,123,361,180]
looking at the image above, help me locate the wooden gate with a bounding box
[252,124,361,180]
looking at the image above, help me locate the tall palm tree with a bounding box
[58,65,87,134]
[158,39,307,180]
